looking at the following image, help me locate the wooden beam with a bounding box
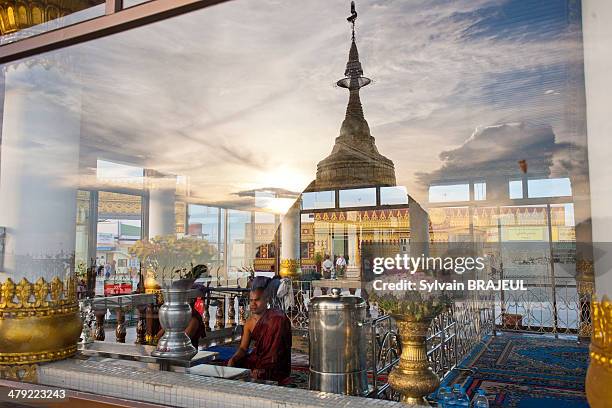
[0,0,230,64]
[105,0,124,15]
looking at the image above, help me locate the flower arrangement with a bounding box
[76,261,87,278]
[128,235,216,283]
[373,291,451,321]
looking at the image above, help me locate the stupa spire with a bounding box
[336,1,372,139]
[311,0,396,191]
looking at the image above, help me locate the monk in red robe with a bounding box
[228,286,292,384]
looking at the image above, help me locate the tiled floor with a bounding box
[37,359,406,408]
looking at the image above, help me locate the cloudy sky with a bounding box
[32,0,587,209]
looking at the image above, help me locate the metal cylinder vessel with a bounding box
[309,288,369,395]
[151,279,197,360]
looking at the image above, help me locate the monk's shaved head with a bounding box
[249,288,268,315]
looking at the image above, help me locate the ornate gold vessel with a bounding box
[586,295,612,408]
[279,258,299,278]
[388,314,439,406]
[144,269,161,294]
[0,276,81,381]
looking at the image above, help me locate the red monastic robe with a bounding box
[241,308,292,384]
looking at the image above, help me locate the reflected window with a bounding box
[302,191,335,210]
[96,192,142,276]
[509,180,523,199]
[75,191,91,273]
[255,212,275,223]
[380,186,408,205]
[528,178,572,198]
[301,213,314,223]
[429,184,470,202]
[255,190,296,214]
[97,160,144,187]
[228,210,250,271]
[339,188,376,208]
[176,175,189,196]
[474,182,486,201]
[188,205,221,244]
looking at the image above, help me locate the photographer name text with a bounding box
[373,279,527,292]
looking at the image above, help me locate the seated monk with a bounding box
[227,283,292,384]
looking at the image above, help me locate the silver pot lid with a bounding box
[311,288,366,310]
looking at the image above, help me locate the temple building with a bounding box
[294,17,429,281]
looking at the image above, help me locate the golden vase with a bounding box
[388,314,439,406]
[586,295,612,408]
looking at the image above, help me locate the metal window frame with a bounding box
[0,0,231,64]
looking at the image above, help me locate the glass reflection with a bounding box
[380,186,409,206]
[429,184,470,203]
[338,188,376,208]
[302,191,335,210]
[0,0,595,318]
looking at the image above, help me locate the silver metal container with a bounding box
[309,288,369,396]
[151,279,197,360]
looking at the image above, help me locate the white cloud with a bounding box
[5,0,584,208]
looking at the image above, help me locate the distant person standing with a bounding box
[335,255,346,279]
[246,270,255,289]
[321,255,334,280]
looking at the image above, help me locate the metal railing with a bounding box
[494,278,590,336]
[368,293,495,400]
[82,286,250,346]
[286,280,314,331]
[368,314,400,400]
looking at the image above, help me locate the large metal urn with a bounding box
[151,279,197,360]
[309,288,369,396]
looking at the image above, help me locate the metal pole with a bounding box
[546,204,559,338]
[496,214,504,335]
[370,320,378,394]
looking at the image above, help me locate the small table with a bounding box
[187,364,250,380]
[78,341,218,371]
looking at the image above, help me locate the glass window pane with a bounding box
[528,178,572,198]
[228,209,251,272]
[474,182,486,201]
[96,192,141,292]
[339,188,376,208]
[302,191,335,210]
[380,186,408,205]
[188,205,220,243]
[96,159,144,188]
[429,184,470,202]
[509,180,523,199]
[75,190,91,279]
